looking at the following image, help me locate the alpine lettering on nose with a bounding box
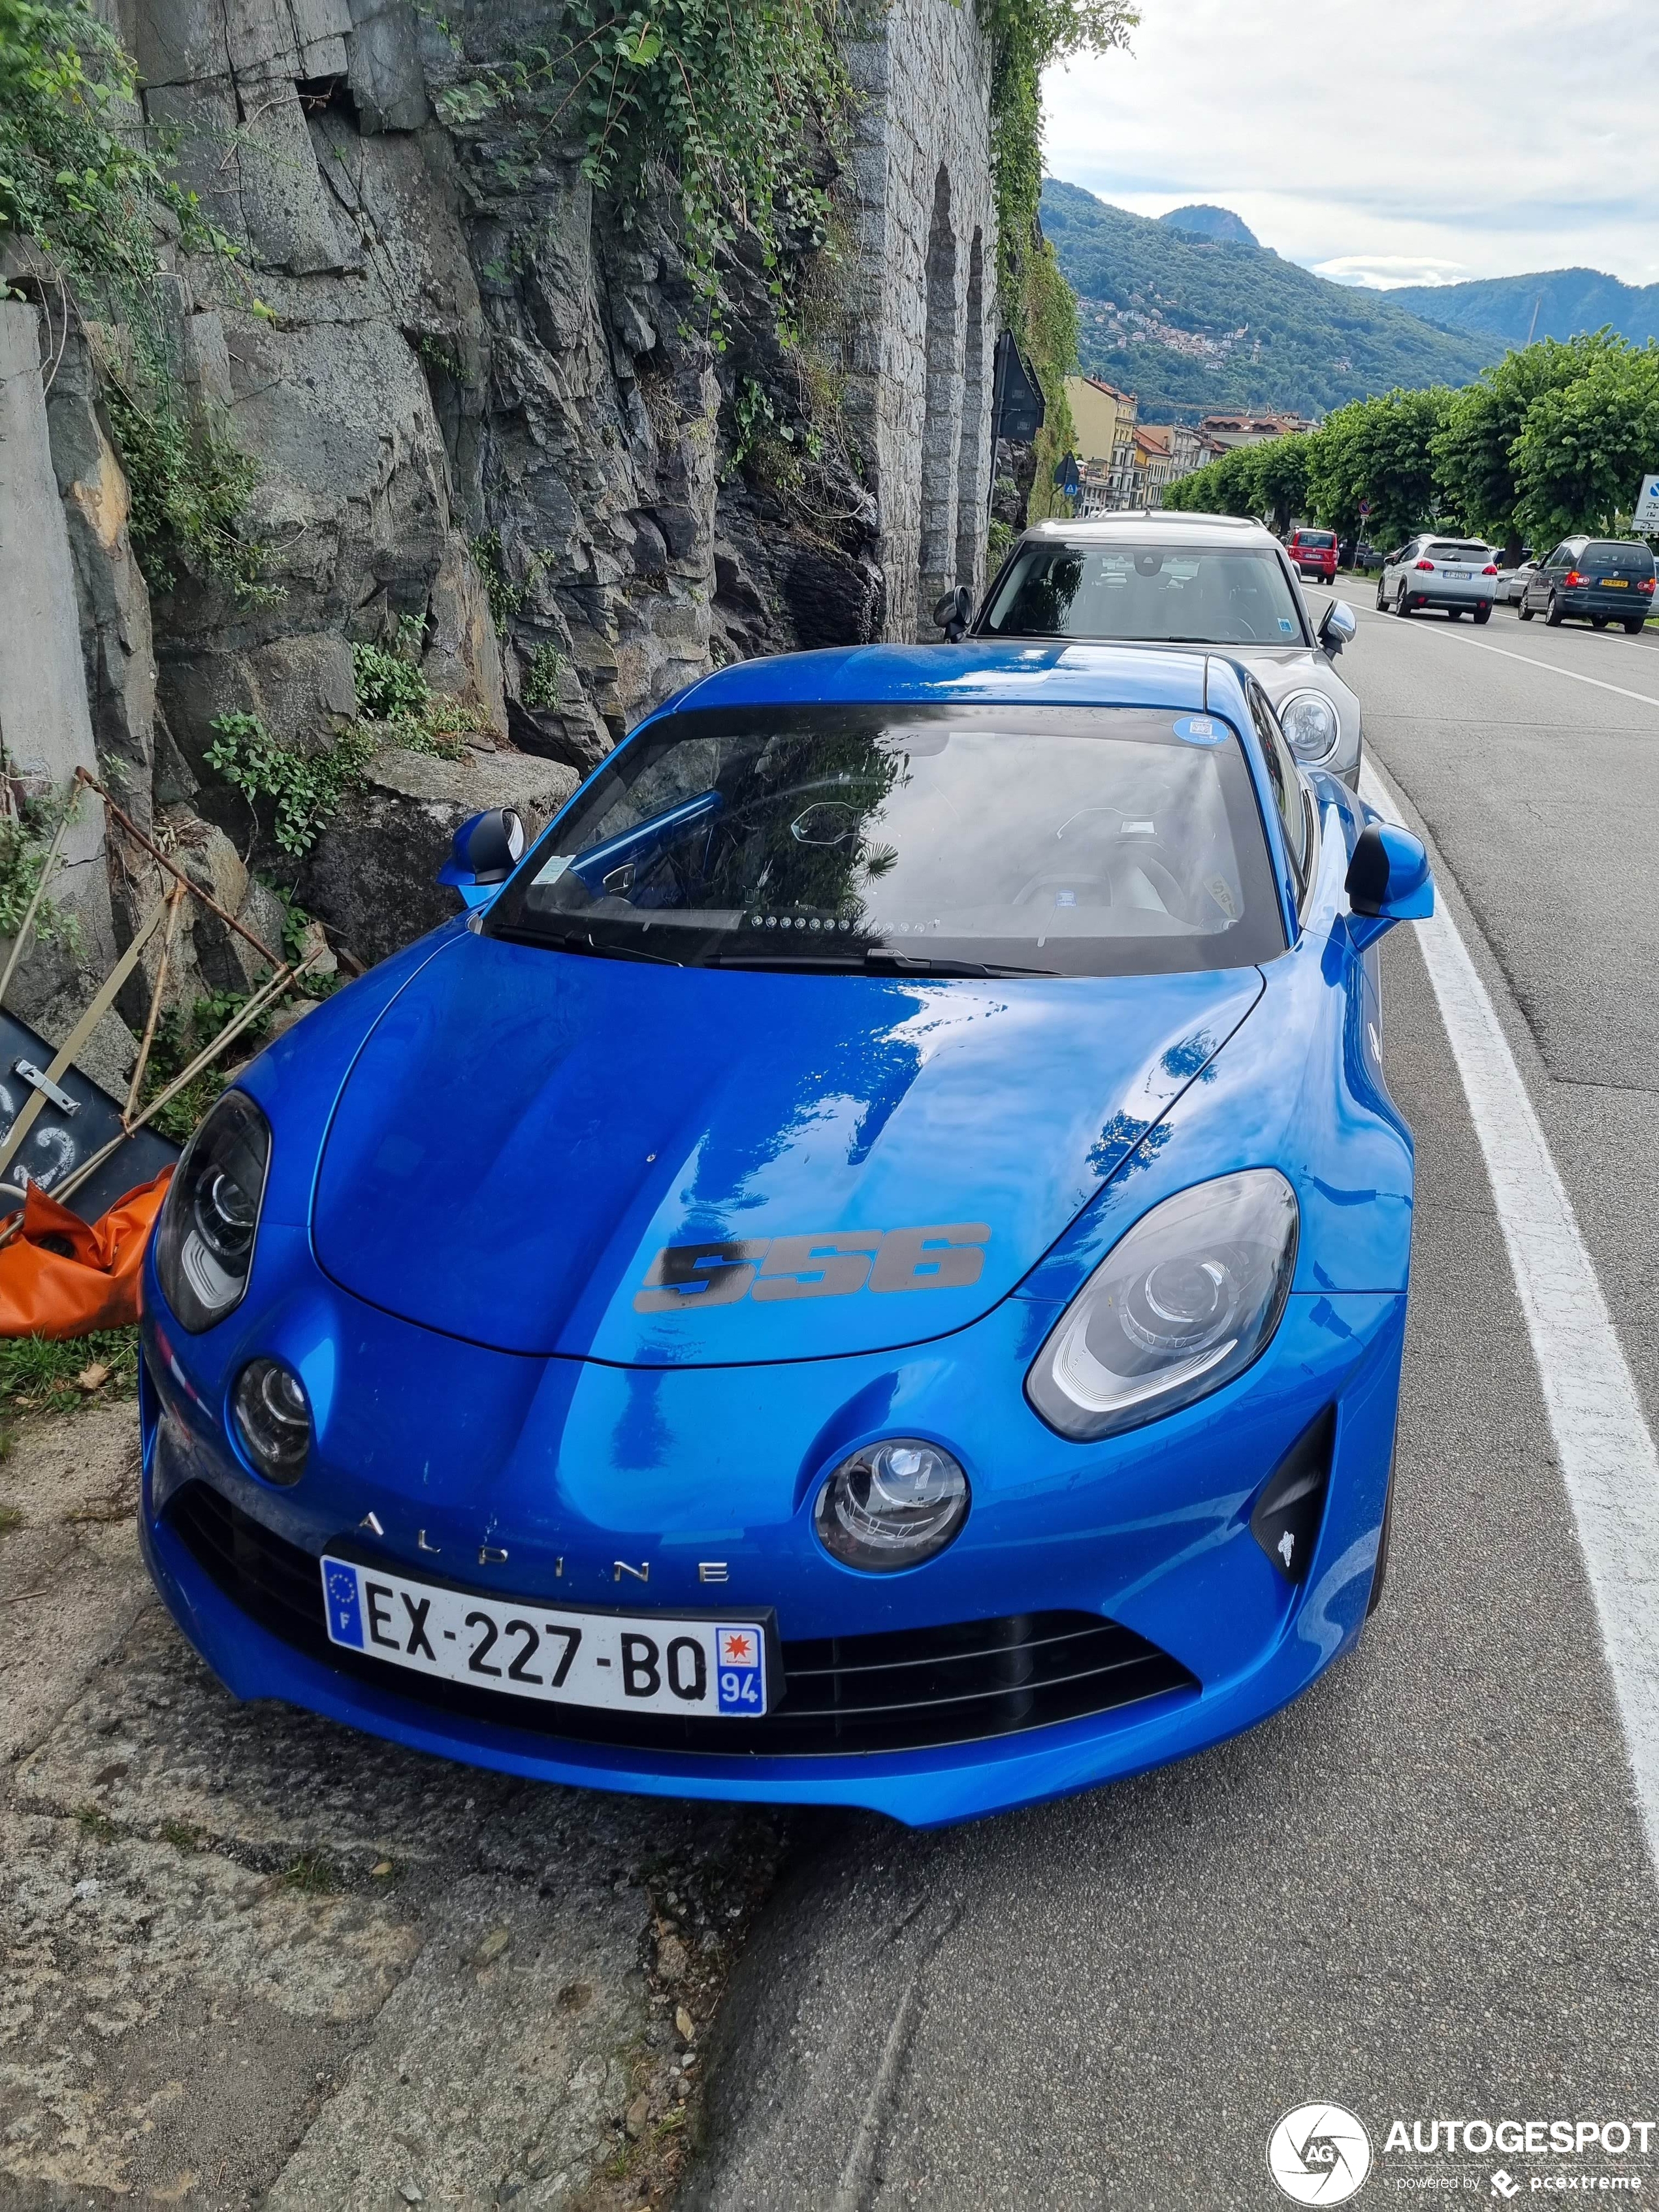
[632,1223,991,1313]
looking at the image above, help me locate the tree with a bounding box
[1434,331,1623,559]
[1306,386,1454,547]
[1251,434,1312,535]
[1162,441,1267,519]
[1511,344,1659,548]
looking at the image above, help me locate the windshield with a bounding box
[1294,532,1334,549]
[1426,541,1490,562]
[487,704,1285,980]
[980,543,1307,647]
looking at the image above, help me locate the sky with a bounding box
[1042,0,1659,290]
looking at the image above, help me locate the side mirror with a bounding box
[1344,822,1432,952]
[932,585,974,641]
[1318,600,1357,654]
[438,807,525,906]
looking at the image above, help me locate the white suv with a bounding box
[1376,536,1498,621]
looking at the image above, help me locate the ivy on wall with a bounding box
[980,0,1136,519]
[436,0,856,333]
[0,0,270,600]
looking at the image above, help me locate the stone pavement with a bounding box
[0,1398,784,2209]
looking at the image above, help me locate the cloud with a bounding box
[1042,0,1659,288]
[1311,256,1470,291]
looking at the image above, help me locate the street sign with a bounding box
[1358,499,1372,517]
[1634,473,1659,530]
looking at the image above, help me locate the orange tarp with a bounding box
[0,1170,172,1338]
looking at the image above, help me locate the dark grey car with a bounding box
[1520,537,1656,632]
[959,513,1362,789]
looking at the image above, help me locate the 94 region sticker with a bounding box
[1266,2103,1372,2204]
[716,1626,764,1714]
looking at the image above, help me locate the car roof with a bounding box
[1018,511,1283,549]
[654,639,1219,716]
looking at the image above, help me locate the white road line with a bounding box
[1361,758,1659,1867]
[1356,609,1659,712]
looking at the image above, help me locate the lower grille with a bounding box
[167,1481,1196,1757]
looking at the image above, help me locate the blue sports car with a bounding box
[138,641,1432,1827]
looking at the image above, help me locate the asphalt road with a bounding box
[683,600,1659,2209]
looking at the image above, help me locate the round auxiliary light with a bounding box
[233,1358,312,1485]
[1278,690,1341,765]
[814,1439,969,1573]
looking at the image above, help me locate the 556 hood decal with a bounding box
[634,1225,991,1312]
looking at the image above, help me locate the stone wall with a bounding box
[846,0,998,641]
[2,0,1000,1016]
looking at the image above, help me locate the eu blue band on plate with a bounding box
[1172,715,1226,746]
[324,1561,364,1646]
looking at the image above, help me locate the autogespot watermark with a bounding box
[1265,2111,1654,2202]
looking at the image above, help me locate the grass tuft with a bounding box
[0,1328,138,1416]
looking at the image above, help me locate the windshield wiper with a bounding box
[709,948,1057,978]
[489,924,683,965]
[863,952,1059,978]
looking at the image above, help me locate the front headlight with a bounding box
[153,1091,271,1333]
[1025,1170,1298,1441]
[1278,689,1341,764]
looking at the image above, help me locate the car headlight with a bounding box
[1025,1170,1298,1441]
[232,1358,312,1483]
[1278,690,1341,765]
[153,1091,271,1333]
[814,1439,969,1572]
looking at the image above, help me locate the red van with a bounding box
[1287,526,1338,584]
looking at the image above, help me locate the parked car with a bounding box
[1352,541,1383,574]
[1519,537,1656,632]
[967,513,1362,788]
[1286,526,1338,584]
[1494,558,1538,606]
[1376,535,1498,620]
[138,640,1432,1827]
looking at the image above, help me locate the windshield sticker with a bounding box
[531,853,572,886]
[1172,716,1225,746]
[634,1225,991,1313]
[1278,617,1296,633]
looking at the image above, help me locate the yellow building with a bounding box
[1065,376,1138,507]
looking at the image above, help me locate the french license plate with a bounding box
[319,1556,768,1717]
[1446,568,1472,580]
[1602,577,1628,588]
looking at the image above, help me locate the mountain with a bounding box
[1159,204,1259,248]
[1388,268,1659,349]
[1040,178,1495,422]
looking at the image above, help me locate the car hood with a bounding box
[312,933,1264,1364]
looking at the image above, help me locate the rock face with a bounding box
[9,0,999,1004]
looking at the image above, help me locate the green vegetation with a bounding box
[984,4,1136,521]
[522,642,566,711]
[434,0,853,334]
[206,714,376,860]
[207,638,491,860]
[1163,330,1659,553]
[281,1851,345,1896]
[1040,179,1493,423]
[0,0,271,600]
[0,1326,138,1414]
[0,797,78,950]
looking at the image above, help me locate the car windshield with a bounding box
[487,703,1286,980]
[1427,541,1489,562]
[979,543,1306,647]
[1586,540,1654,571]
[1295,532,1334,549]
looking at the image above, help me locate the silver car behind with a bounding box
[962,512,1362,790]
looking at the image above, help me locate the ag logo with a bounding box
[1266,2104,1373,2204]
